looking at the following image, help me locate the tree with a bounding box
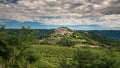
[58,39,75,46]
[71,48,120,68]
[0,26,39,68]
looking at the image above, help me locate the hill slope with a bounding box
[5,27,120,48]
[6,29,120,39]
[39,27,120,48]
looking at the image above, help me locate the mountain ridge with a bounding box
[4,27,120,48]
[38,27,120,49]
[39,27,110,48]
[5,29,120,39]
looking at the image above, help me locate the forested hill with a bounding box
[6,29,120,39]
[88,30,120,39]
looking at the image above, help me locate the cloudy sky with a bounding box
[0,0,120,30]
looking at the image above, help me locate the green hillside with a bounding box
[26,45,120,68]
[0,26,120,68]
[39,27,120,49]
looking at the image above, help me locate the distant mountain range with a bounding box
[6,29,120,40]
[38,29,120,40]
[88,30,120,39]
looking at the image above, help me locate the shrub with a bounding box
[58,39,75,46]
[72,48,120,68]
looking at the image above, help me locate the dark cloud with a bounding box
[101,6,120,15]
[112,0,120,3]
[1,0,120,15]
[0,0,19,4]
[0,0,120,23]
[69,3,83,9]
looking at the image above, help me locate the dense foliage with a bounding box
[82,32,120,48]
[72,48,120,68]
[0,26,120,68]
[0,25,39,68]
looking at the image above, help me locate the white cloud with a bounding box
[0,0,120,29]
[99,14,120,28]
[33,14,120,29]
